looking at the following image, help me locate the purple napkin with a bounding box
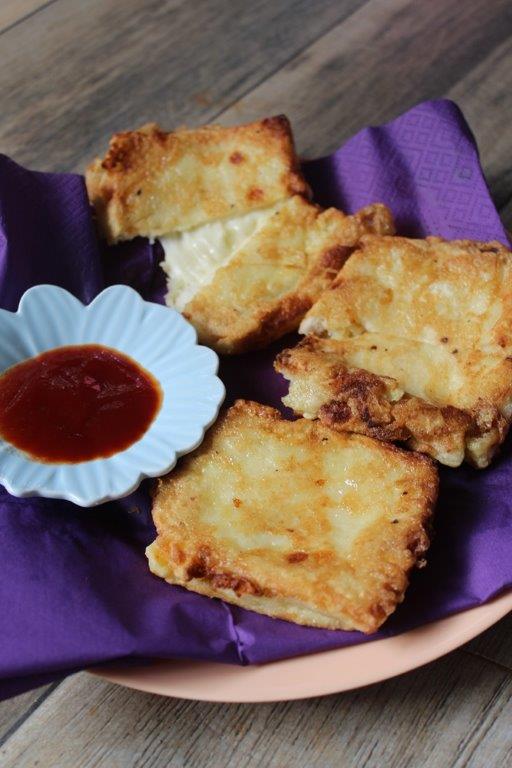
[1,100,511,700]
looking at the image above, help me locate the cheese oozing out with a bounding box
[159,204,281,311]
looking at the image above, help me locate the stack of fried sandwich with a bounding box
[87,116,512,634]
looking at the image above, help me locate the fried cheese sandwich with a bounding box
[276,235,512,468]
[146,400,438,633]
[171,196,394,353]
[86,117,308,243]
[86,116,394,353]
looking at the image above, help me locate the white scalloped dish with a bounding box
[0,285,225,506]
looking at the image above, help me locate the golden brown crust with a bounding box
[182,199,395,354]
[301,235,512,353]
[86,116,309,242]
[147,400,437,633]
[275,336,509,468]
[297,236,512,467]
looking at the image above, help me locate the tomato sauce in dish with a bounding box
[0,344,162,463]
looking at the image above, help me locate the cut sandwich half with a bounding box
[163,196,394,353]
[147,400,438,633]
[276,235,512,468]
[85,116,308,243]
[86,115,395,353]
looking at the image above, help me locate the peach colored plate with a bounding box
[93,591,512,703]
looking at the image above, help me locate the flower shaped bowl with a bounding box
[0,285,225,506]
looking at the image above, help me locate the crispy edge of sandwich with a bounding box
[146,400,438,633]
[275,336,509,468]
[182,201,395,354]
[86,116,309,243]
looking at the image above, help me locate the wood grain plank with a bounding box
[1,653,511,768]
[0,1,510,761]
[0,0,52,33]
[0,684,53,745]
[447,34,512,209]
[0,0,366,172]
[465,612,512,671]
[216,0,512,206]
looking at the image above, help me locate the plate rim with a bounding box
[91,590,512,703]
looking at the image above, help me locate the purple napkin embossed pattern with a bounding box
[0,100,511,700]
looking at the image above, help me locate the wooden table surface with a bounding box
[0,1,511,766]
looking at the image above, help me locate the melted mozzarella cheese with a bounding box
[160,204,280,311]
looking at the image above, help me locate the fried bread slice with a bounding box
[301,236,512,352]
[275,336,511,468]
[86,116,308,243]
[289,236,512,467]
[170,198,394,353]
[86,115,395,353]
[147,400,437,633]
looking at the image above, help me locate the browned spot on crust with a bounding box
[101,130,149,172]
[186,545,268,597]
[247,187,264,201]
[224,572,261,592]
[186,546,211,579]
[369,603,388,621]
[320,245,352,272]
[233,497,242,508]
[171,544,186,565]
[321,399,352,424]
[287,551,308,563]
[315,478,325,486]
[210,573,266,596]
[230,151,244,164]
[261,115,291,137]
[440,337,448,343]
[153,128,167,144]
[318,368,409,441]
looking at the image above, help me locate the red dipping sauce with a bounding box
[0,344,162,463]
